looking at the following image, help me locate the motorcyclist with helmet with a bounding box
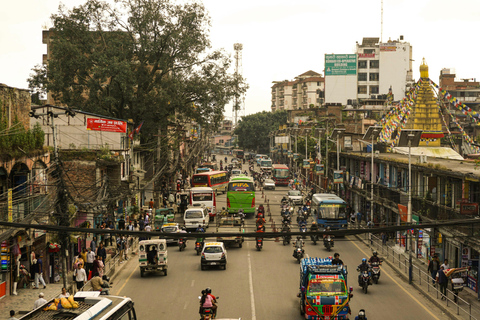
[257,204,265,215]
[368,251,381,264]
[195,225,205,250]
[199,288,217,318]
[220,207,228,216]
[355,309,367,320]
[357,258,372,286]
[293,236,305,258]
[310,221,319,243]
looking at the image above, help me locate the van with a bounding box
[138,239,168,277]
[231,169,242,177]
[184,204,209,230]
[190,187,216,221]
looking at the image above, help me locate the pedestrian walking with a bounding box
[86,248,95,278]
[436,265,448,300]
[75,263,87,291]
[90,236,97,254]
[33,292,47,309]
[441,259,450,270]
[97,242,107,264]
[428,255,440,285]
[34,255,47,289]
[8,310,19,320]
[356,212,362,227]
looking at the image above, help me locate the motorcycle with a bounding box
[282,227,291,245]
[323,236,334,251]
[299,223,307,239]
[357,269,371,294]
[370,262,381,284]
[199,296,219,320]
[310,234,318,245]
[256,238,263,251]
[294,246,304,263]
[195,240,203,255]
[179,238,187,251]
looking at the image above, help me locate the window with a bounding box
[358,86,367,94]
[358,60,367,69]
[358,73,367,81]
[370,60,379,68]
[369,73,379,81]
[370,86,379,94]
[317,82,320,86]
[364,49,375,54]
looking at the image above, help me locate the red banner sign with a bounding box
[398,204,408,222]
[358,53,375,58]
[87,118,127,133]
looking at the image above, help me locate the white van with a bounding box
[231,169,242,177]
[184,204,209,230]
[190,187,216,221]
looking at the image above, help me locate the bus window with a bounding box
[193,175,208,184]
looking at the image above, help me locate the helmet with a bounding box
[222,207,225,210]
[362,258,367,264]
[198,224,202,228]
[358,309,366,318]
[290,207,294,212]
[334,253,340,258]
[328,256,333,260]
[205,287,212,294]
[312,221,317,225]
[326,226,331,231]
[297,236,301,240]
[181,227,186,231]
[201,290,206,295]
[373,251,377,256]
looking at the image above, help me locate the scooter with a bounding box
[178,238,187,251]
[293,246,304,263]
[371,262,381,284]
[256,238,263,251]
[199,296,219,320]
[310,234,318,245]
[299,222,307,239]
[323,236,334,252]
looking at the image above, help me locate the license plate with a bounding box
[210,262,217,265]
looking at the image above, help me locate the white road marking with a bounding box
[183,301,188,310]
[247,247,257,320]
[191,279,195,287]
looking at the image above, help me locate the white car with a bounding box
[160,223,180,244]
[201,242,227,270]
[263,179,276,190]
[287,190,303,205]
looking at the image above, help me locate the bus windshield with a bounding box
[261,160,272,166]
[228,182,255,191]
[192,175,208,184]
[308,280,346,296]
[274,169,289,178]
[318,204,347,219]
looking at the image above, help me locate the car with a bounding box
[201,242,227,270]
[161,223,180,244]
[263,179,276,190]
[287,190,303,205]
[183,204,210,230]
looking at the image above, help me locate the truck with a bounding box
[216,216,244,248]
[19,292,137,320]
[298,258,353,320]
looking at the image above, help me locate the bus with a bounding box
[272,164,290,186]
[190,187,217,221]
[191,171,229,193]
[311,193,348,230]
[195,167,212,174]
[260,158,273,172]
[227,175,256,214]
[200,162,218,171]
[233,149,244,159]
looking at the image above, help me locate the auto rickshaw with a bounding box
[139,239,168,277]
[155,207,175,225]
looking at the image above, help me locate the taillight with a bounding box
[227,198,230,208]
[221,253,225,258]
[251,197,255,207]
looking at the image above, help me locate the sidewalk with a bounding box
[355,230,480,320]
[0,240,138,319]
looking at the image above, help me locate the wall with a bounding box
[0,84,30,129]
[62,160,98,201]
[379,42,412,100]
[325,75,357,105]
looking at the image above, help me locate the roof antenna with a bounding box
[380,0,383,42]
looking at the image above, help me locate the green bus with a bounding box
[227,175,256,214]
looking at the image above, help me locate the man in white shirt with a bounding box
[86,248,96,276]
[441,259,450,270]
[33,292,47,309]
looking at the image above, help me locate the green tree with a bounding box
[234,110,287,154]
[28,0,247,143]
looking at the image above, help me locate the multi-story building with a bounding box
[271,71,324,112]
[325,36,413,106]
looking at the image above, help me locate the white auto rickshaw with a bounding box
[139,239,168,277]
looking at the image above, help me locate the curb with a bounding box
[354,234,461,320]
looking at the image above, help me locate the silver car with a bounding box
[287,190,303,205]
[263,179,276,190]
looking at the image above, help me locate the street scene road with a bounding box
[108,159,450,320]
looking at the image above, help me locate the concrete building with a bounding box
[325,37,413,106]
[271,71,324,112]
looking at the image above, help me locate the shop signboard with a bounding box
[303,159,310,168]
[325,54,357,76]
[417,230,423,258]
[315,164,324,175]
[398,204,408,222]
[333,170,343,184]
[460,202,478,215]
[468,276,478,293]
[86,118,127,133]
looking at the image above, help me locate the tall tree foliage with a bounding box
[28,0,247,142]
[234,110,287,154]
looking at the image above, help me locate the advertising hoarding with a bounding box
[325,54,357,76]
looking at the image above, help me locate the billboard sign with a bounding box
[325,54,357,76]
[333,170,343,184]
[87,118,127,133]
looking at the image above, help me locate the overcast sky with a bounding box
[1,0,479,121]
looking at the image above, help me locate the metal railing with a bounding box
[365,232,477,320]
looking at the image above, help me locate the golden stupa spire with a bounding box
[420,57,429,79]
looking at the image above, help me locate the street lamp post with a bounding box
[315,128,325,189]
[330,128,345,194]
[398,129,422,284]
[363,126,382,223]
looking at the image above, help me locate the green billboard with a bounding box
[325,54,357,76]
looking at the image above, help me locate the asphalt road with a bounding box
[110,157,451,319]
